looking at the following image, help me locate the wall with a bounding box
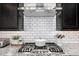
[0,3,79,43]
[23,3,57,42]
[24,16,56,42]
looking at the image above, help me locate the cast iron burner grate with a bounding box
[18,43,64,53]
[34,45,47,49]
[46,43,64,53]
[18,43,35,52]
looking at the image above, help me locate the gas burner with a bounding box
[34,45,47,49]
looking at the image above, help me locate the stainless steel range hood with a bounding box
[18,3,62,11]
[18,3,62,17]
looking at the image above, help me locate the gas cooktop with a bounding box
[18,43,64,54]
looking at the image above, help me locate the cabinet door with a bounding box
[77,4,79,27]
[0,4,2,28]
[62,3,77,29]
[0,3,18,31]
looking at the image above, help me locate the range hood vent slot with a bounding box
[36,3,44,8]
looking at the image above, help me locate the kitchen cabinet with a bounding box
[0,3,23,31]
[62,3,77,30]
[77,4,79,27]
[57,3,79,31]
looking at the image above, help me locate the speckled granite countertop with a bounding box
[0,43,79,56]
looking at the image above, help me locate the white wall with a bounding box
[23,16,56,42]
[23,3,57,42]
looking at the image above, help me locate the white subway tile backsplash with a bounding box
[24,16,56,39]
